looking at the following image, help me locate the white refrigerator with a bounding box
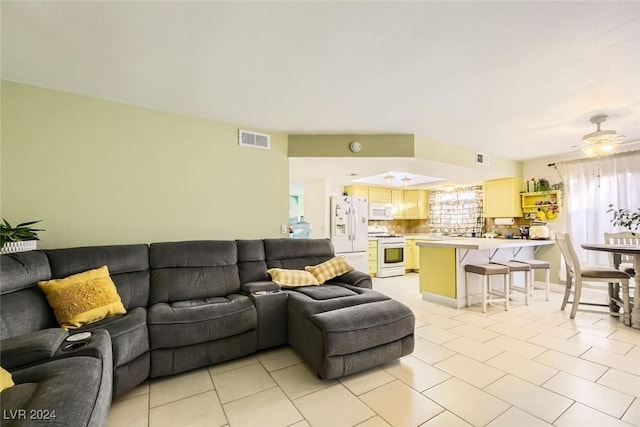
[329,196,369,273]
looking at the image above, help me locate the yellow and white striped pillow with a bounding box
[267,268,320,288]
[305,256,354,284]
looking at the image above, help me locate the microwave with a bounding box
[369,202,393,220]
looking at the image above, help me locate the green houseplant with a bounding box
[1,219,45,253]
[607,205,640,234]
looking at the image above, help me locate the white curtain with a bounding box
[556,150,640,266]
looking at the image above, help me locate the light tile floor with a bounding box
[108,273,640,427]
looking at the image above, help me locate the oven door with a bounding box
[381,245,404,267]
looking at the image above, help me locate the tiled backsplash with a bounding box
[485,217,532,237]
[370,217,533,237]
[369,219,430,234]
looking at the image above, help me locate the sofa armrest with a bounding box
[327,270,372,289]
[1,328,69,369]
[241,281,281,295]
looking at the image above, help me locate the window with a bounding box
[556,150,640,266]
[428,185,483,235]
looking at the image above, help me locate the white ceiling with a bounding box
[2,1,640,191]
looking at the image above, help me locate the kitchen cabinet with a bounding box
[405,239,419,271]
[368,187,392,204]
[483,177,523,217]
[403,190,429,219]
[344,185,369,200]
[391,190,404,218]
[368,240,378,276]
[394,190,428,219]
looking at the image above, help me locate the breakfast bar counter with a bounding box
[416,238,555,308]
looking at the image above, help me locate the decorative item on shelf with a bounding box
[545,204,559,221]
[528,178,550,193]
[607,204,640,234]
[538,179,550,191]
[0,219,45,254]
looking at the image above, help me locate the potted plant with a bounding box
[607,205,640,234]
[1,219,45,254]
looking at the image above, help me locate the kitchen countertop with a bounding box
[416,237,555,250]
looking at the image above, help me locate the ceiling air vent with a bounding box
[239,129,270,149]
[475,152,490,166]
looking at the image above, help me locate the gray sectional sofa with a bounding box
[0,238,415,426]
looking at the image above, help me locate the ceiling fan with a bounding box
[573,114,630,157]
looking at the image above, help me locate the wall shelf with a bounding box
[521,190,562,216]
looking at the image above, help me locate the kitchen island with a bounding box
[416,238,555,308]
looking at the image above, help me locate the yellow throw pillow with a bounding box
[1,366,14,392]
[267,268,320,288]
[38,266,126,330]
[305,256,354,284]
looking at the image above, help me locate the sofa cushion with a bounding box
[0,251,51,294]
[44,244,150,310]
[236,240,269,284]
[264,238,335,270]
[79,307,149,369]
[267,268,320,288]
[309,300,415,356]
[148,294,256,349]
[0,329,68,370]
[0,287,57,340]
[305,256,354,284]
[286,285,390,317]
[0,252,56,340]
[38,266,126,330]
[5,356,110,427]
[149,241,241,304]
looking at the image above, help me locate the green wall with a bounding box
[414,134,522,177]
[1,81,289,248]
[288,134,414,157]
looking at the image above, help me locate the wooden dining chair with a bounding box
[554,232,631,324]
[604,231,638,277]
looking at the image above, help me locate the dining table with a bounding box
[581,243,640,329]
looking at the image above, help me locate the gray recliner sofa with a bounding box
[1,238,415,426]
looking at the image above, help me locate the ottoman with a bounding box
[286,285,415,379]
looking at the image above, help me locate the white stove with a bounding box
[368,226,406,278]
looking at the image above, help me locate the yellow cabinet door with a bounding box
[483,177,523,217]
[405,239,417,270]
[402,190,429,219]
[392,190,404,218]
[367,240,378,276]
[369,188,392,203]
[344,185,369,200]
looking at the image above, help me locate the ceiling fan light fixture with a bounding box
[581,140,618,157]
[383,174,394,186]
[582,129,619,144]
[580,114,625,157]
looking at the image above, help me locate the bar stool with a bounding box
[465,263,510,313]
[511,260,551,301]
[493,261,532,306]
